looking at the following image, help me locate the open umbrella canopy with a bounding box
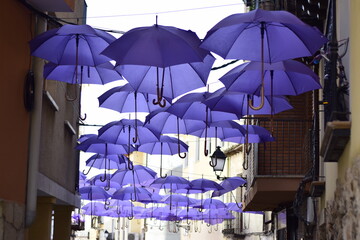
[188,178,224,193]
[145,110,206,135]
[111,186,153,202]
[79,186,111,201]
[226,202,243,212]
[98,83,172,114]
[212,177,247,197]
[200,8,328,62]
[76,134,136,155]
[223,125,275,144]
[115,54,215,100]
[150,175,191,191]
[29,24,116,66]
[111,165,158,187]
[85,153,128,170]
[219,59,322,96]
[101,24,208,68]
[82,201,108,215]
[189,120,274,143]
[43,62,124,85]
[160,194,198,207]
[204,88,293,117]
[192,198,227,209]
[136,136,188,155]
[98,119,161,145]
[89,174,122,190]
[166,92,240,122]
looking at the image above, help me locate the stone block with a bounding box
[13,203,24,230]
[3,202,13,224]
[4,222,16,240]
[0,215,4,240]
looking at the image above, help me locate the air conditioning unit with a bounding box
[128,233,140,240]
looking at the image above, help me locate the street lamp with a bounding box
[209,146,227,179]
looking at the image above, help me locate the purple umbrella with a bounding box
[115,54,215,102]
[89,173,122,192]
[161,194,198,207]
[98,83,171,115]
[76,134,137,177]
[102,24,208,68]
[76,134,136,155]
[82,201,108,216]
[98,119,160,149]
[151,175,191,209]
[192,198,227,210]
[29,24,115,66]
[188,178,224,193]
[101,23,208,104]
[201,9,327,63]
[212,176,247,198]
[43,61,124,85]
[204,88,293,117]
[112,186,153,202]
[79,186,111,201]
[163,92,240,156]
[144,110,206,158]
[223,125,275,144]
[219,59,321,96]
[150,175,191,191]
[226,202,243,212]
[84,154,128,182]
[136,136,189,178]
[85,154,128,170]
[201,8,327,109]
[111,165,157,187]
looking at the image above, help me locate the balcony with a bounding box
[243,118,313,211]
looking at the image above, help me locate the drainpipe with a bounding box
[25,14,47,227]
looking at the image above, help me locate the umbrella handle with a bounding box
[152,97,167,107]
[104,200,110,210]
[104,180,111,191]
[127,215,134,220]
[128,160,134,170]
[249,22,265,110]
[214,224,219,231]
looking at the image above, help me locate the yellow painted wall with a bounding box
[338,0,360,181]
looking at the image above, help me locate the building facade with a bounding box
[1,0,86,239]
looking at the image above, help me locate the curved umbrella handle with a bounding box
[127,215,134,220]
[128,160,134,170]
[104,180,111,191]
[177,140,186,159]
[104,200,110,210]
[214,224,219,231]
[249,23,265,110]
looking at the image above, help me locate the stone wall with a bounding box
[323,157,360,240]
[0,199,25,240]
